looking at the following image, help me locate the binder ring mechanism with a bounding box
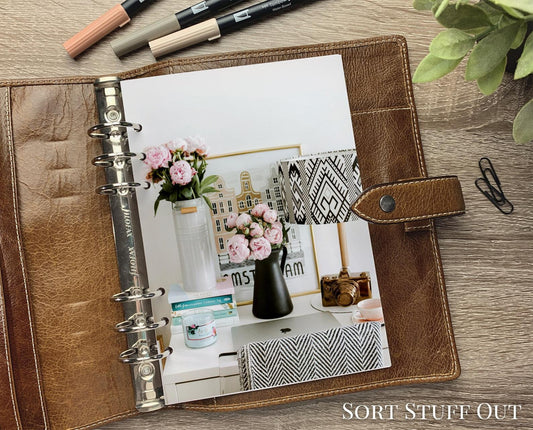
[92,78,168,412]
[120,339,173,365]
[93,151,146,168]
[96,181,150,196]
[112,286,165,303]
[88,121,142,139]
[116,312,169,334]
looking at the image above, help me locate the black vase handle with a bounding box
[280,245,288,274]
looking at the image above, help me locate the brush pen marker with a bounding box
[111,0,246,57]
[150,0,305,58]
[63,0,159,58]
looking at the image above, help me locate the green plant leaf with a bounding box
[477,2,505,25]
[154,195,163,215]
[413,53,462,83]
[413,0,435,11]
[513,98,533,143]
[491,0,533,15]
[511,21,528,49]
[501,5,525,18]
[515,31,533,79]
[436,4,492,30]
[465,22,520,80]
[203,195,213,211]
[477,57,507,95]
[201,186,218,195]
[434,0,450,18]
[162,181,173,193]
[430,29,475,59]
[200,175,219,189]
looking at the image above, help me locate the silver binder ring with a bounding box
[88,121,142,139]
[112,287,165,303]
[119,347,173,365]
[96,181,150,196]
[92,152,145,167]
[115,313,169,333]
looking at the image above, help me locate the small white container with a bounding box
[182,309,217,348]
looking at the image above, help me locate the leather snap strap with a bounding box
[351,176,465,224]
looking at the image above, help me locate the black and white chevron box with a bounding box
[237,322,383,391]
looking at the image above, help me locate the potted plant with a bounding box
[225,204,293,319]
[143,137,219,292]
[412,0,533,143]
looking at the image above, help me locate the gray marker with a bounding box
[111,0,246,57]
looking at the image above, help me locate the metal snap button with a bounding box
[379,195,396,213]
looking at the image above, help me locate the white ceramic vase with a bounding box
[172,198,217,292]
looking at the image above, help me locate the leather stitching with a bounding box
[405,223,432,232]
[351,177,463,223]
[398,39,426,177]
[354,209,464,224]
[352,106,411,115]
[429,224,459,376]
[177,375,457,411]
[5,87,49,428]
[3,88,22,430]
[0,288,20,429]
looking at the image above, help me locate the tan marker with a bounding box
[149,18,221,58]
[149,0,303,58]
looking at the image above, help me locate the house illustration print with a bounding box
[236,171,261,212]
[209,176,237,258]
[207,170,304,281]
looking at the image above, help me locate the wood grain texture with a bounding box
[1,0,532,428]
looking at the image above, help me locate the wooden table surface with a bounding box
[1,1,532,429]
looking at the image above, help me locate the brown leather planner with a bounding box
[0,36,465,430]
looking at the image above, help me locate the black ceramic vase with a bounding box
[252,247,293,319]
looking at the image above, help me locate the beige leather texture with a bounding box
[0,37,461,429]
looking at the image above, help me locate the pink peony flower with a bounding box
[263,209,278,224]
[144,146,172,170]
[251,203,269,217]
[249,222,264,238]
[272,221,283,231]
[250,237,272,260]
[264,227,283,245]
[227,234,251,263]
[169,160,193,186]
[185,136,208,157]
[236,213,252,230]
[165,138,188,153]
[226,213,238,229]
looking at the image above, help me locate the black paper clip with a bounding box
[475,157,514,215]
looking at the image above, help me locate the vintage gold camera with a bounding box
[320,270,371,307]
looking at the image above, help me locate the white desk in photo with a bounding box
[162,293,390,404]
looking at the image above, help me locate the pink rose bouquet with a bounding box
[143,137,218,214]
[225,203,289,263]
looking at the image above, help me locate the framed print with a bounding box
[206,145,319,303]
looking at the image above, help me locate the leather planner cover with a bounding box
[0,37,464,430]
